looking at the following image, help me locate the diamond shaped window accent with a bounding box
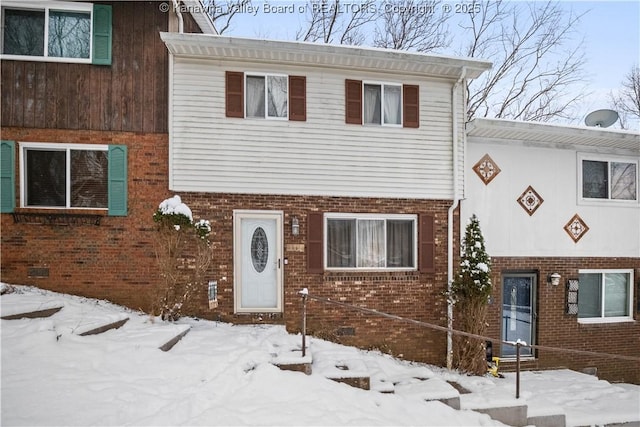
[517,185,544,216]
[473,154,501,185]
[564,214,589,243]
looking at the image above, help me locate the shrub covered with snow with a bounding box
[151,195,213,320]
[450,214,492,376]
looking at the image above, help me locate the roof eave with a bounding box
[160,32,492,79]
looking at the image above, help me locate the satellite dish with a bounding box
[584,109,619,128]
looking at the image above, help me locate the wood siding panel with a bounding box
[0,1,170,133]
[170,58,459,199]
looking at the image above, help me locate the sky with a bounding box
[214,0,640,128]
[2,283,639,426]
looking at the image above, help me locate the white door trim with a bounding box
[233,210,284,313]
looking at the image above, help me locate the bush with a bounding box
[151,196,212,321]
[450,214,492,375]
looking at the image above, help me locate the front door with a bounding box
[501,273,536,357]
[234,211,283,313]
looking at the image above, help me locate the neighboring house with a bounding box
[0,1,215,309]
[160,32,491,364]
[463,118,640,383]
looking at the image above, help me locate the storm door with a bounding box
[233,211,283,313]
[501,273,536,357]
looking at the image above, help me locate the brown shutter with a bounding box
[345,79,362,124]
[225,71,244,118]
[307,212,324,273]
[403,84,419,128]
[419,214,435,273]
[289,75,306,121]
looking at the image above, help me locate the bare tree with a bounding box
[461,1,588,121]
[610,66,640,129]
[214,0,588,123]
[296,0,377,45]
[203,0,251,34]
[373,0,450,52]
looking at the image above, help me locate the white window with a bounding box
[578,269,634,323]
[579,154,638,202]
[1,1,92,62]
[363,82,402,126]
[246,74,288,119]
[325,214,417,270]
[20,143,108,209]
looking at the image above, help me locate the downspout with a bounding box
[172,0,184,33]
[447,66,467,370]
[168,2,183,192]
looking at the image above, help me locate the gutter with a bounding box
[447,66,467,370]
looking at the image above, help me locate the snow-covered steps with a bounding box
[76,315,130,336]
[1,300,64,320]
[313,349,371,390]
[272,347,313,375]
[460,393,528,426]
[395,377,462,409]
[115,321,192,351]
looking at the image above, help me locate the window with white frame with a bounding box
[246,74,288,119]
[577,269,634,322]
[1,1,104,63]
[363,83,402,125]
[325,214,417,270]
[580,155,638,202]
[21,143,108,209]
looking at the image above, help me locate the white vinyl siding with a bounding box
[169,57,461,199]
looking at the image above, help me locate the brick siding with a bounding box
[487,257,640,384]
[0,127,171,310]
[184,193,457,366]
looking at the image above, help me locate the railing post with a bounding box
[301,293,307,357]
[516,342,521,399]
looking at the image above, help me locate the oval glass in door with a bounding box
[240,218,278,309]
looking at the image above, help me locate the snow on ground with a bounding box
[1,284,639,426]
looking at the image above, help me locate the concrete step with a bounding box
[75,315,129,337]
[460,393,529,426]
[313,349,371,390]
[395,377,461,409]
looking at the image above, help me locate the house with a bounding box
[160,32,492,364]
[0,1,215,310]
[462,118,640,383]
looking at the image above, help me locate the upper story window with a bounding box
[364,83,402,125]
[580,154,638,203]
[345,80,419,128]
[225,71,306,121]
[18,142,127,214]
[578,269,634,323]
[246,74,288,119]
[1,2,112,65]
[325,214,417,270]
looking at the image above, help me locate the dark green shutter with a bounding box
[108,145,127,216]
[0,141,15,213]
[92,4,112,65]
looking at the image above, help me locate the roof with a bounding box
[160,32,492,79]
[183,0,217,34]
[467,117,640,154]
